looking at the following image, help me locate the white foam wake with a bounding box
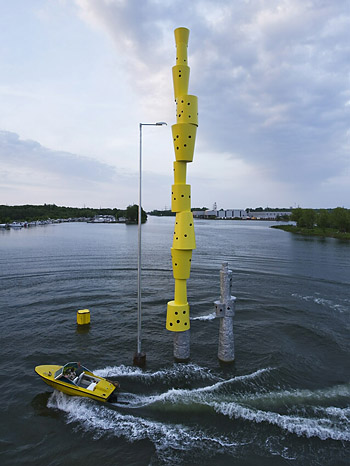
[191,312,216,321]
[94,363,219,383]
[47,391,241,461]
[112,367,273,409]
[46,371,350,456]
[292,293,349,313]
[211,400,350,441]
[313,406,350,422]
[237,383,350,406]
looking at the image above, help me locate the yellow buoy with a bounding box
[77,309,90,325]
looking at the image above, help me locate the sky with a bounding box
[0,0,349,211]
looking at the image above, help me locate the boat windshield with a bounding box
[54,368,63,379]
[55,363,89,380]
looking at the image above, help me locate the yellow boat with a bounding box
[35,362,119,403]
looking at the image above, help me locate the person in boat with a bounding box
[63,364,82,381]
[63,363,80,374]
[63,367,71,376]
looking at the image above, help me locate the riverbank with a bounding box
[271,224,350,240]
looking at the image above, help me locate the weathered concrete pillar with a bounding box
[174,330,190,362]
[214,262,236,363]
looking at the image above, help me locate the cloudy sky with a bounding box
[1,0,349,210]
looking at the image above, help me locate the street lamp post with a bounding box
[133,121,167,367]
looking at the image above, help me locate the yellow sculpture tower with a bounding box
[166,28,198,358]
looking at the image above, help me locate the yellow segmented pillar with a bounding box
[166,27,198,338]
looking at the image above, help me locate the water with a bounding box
[0,218,349,465]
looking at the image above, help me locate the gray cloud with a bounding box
[0,130,141,208]
[0,130,116,183]
[76,0,350,195]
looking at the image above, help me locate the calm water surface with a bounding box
[0,217,349,465]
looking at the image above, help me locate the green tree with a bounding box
[299,209,316,229]
[126,204,147,224]
[291,208,303,225]
[0,204,126,222]
[317,209,331,230]
[331,207,350,232]
[291,208,317,228]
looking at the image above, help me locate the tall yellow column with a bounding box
[166,28,198,358]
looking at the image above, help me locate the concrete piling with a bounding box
[214,262,236,363]
[174,330,190,362]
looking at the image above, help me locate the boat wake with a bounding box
[47,364,350,464]
[47,390,242,464]
[191,312,216,321]
[94,362,220,384]
[292,292,349,314]
[111,367,273,409]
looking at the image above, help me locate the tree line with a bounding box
[291,207,350,232]
[0,204,147,224]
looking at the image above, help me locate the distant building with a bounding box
[205,209,218,218]
[192,210,206,218]
[217,209,248,219]
[192,209,292,220]
[192,209,248,219]
[250,211,292,220]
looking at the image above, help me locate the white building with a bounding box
[192,211,206,218]
[217,209,248,219]
[192,209,248,219]
[250,211,292,220]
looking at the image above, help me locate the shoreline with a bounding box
[271,224,350,241]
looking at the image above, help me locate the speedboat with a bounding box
[35,362,119,403]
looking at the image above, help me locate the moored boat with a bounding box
[10,222,25,228]
[35,362,119,402]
